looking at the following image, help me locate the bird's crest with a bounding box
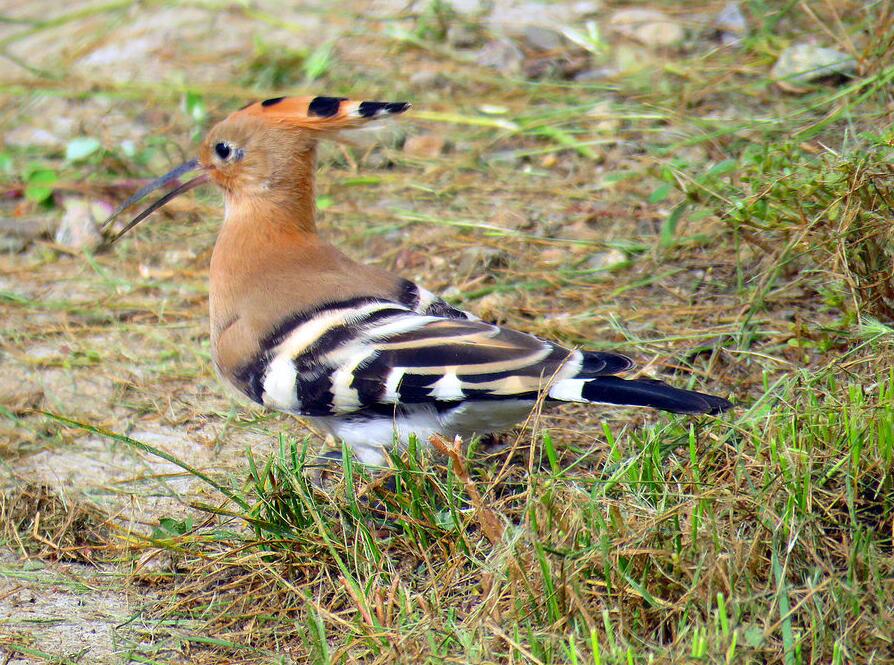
[232,95,411,131]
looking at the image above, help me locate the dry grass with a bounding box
[1,482,108,562]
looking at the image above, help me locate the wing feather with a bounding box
[345,317,579,409]
[250,293,632,417]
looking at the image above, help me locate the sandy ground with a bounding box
[0,552,133,664]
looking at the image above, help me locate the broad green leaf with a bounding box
[184,91,207,123]
[659,202,688,248]
[648,182,672,204]
[704,158,737,180]
[24,168,57,203]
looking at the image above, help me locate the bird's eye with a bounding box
[214,142,232,160]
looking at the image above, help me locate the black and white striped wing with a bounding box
[348,318,573,409]
[242,296,632,418]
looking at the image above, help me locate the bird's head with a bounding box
[101,95,410,242]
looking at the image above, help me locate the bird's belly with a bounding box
[309,406,442,466]
[439,399,535,437]
[309,399,535,465]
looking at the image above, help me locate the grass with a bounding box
[42,361,894,663]
[1,0,893,663]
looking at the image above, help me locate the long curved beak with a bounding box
[101,159,209,245]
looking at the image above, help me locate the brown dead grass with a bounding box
[1,482,109,563]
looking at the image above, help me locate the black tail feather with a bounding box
[578,350,635,376]
[581,376,732,415]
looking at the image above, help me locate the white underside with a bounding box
[309,399,534,466]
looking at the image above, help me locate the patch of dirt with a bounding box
[0,552,136,665]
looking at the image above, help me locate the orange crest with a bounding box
[231,95,410,131]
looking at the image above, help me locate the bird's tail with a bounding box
[548,375,732,415]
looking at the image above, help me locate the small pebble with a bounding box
[540,154,558,168]
[447,24,481,49]
[609,8,685,47]
[488,1,599,37]
[540,248,566,265]
[490,209,528,230]
[521,25,564,52]
[0,236,26,253]
[476,39,524,73]
[587,100,621,132]
[55,198,106,250]
[476,292,515,321]
[713,2,747,45]
[409,69,449,88]
[771,43,857,92]
[586,248,628,272]
[574,66,619,82]
[0,383,44,412]
[404,133,447,159]
[458,246,505,273]
[444,0,487,14]
[0,216,56,240]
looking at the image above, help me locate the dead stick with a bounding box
[430,434,504,545]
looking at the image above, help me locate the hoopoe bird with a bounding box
[103,95,732,466]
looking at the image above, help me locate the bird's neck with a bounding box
[223,143,319,235]
[211,143,323,323]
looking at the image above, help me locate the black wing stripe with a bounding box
[295,307,409,371]
[457,368,549,384]
[348,354,391,407]
[259,296,397,352]
[395,372,442,403]
[296,372,336,416]
[372,344,547,370]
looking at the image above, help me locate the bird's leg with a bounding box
[304,435,344,488]
[475,432,514,457]
[304,436,394,491]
